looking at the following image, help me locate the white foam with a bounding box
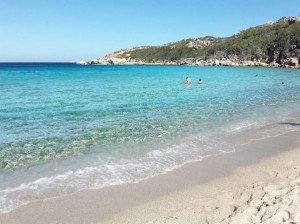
[0,116,299,214]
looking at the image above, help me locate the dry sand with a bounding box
[103,147,300,224]
[1,130,300,224]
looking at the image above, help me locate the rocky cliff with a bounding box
[79,16,300,68]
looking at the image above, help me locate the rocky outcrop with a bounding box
[78,56,299,69]
[77,57,299,68]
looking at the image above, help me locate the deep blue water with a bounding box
[0,63,300,213]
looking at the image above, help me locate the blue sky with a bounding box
[0,0,299,62]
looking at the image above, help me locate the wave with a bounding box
[0,115,299,214]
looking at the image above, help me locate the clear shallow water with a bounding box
[0,63,300,213]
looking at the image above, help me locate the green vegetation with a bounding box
[121,18,300,64]
[127,42,197,62]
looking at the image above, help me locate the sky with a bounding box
[0,0,300,62]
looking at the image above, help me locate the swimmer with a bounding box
[186,77,192,84]
[198,78,203,84]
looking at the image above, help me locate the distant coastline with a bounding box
[78,16,300,69]
[0,62,297,69]
[76,60,299,69]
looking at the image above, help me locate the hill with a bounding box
[80,16,300,68]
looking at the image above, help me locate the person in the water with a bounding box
[198,79,203,84]
[281,81,285,85]
[186,77,192,84]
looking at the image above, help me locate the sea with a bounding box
[0,63,300,213]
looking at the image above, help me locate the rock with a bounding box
[285,58,298,67]
[90,59,99,65]
[75,60,88,65]
[213,60,220,66]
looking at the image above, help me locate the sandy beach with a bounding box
[0,128,299,224]
[103,131,300,224]
[1,1,300,224]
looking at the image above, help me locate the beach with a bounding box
[2,1,300,223]
[103,130,300,224]
[0,128,299,224]
[1,64,300,223]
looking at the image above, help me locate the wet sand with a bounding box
[1,130,299,224]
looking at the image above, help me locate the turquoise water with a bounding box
[0,63,300,213]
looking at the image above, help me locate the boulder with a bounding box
[213,60,220,66]
[75,60,88,65]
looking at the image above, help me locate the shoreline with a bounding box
[77,61,300,69]
[103,132,300,224]
[0,128,299,224]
